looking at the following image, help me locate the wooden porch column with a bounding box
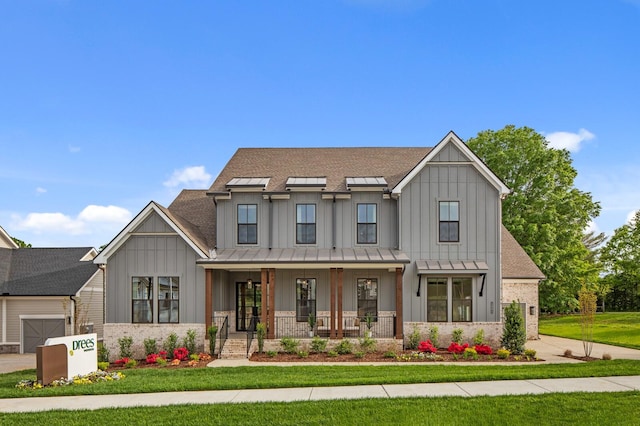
[205,269,213,329]
[268,268,276,339]
[395,267,403,340]
[330,268,336,339]
[261,268,268,327]
[337,268,343,339]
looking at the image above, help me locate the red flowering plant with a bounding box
[417,340,438,353]
[447,342,469,354]
[114,357,130,365]
[146,353,160,364]
[159,350,168,359]
[474,344,493,355]
[173,347,190,361]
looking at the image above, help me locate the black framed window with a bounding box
[296,204,316,244]
[426,277,447,322]
[357,278,378,319]
[357,204,377,244]
[238,204,257,244]
[132,277,153,323]
[296,278,316,321]
[439,201,459,242]
[452,277,472,322]
[158,277,179,323]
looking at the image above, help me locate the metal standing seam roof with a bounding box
[416,259,489,274]
[197,247,411,267]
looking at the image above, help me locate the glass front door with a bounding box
[236,281,261,331]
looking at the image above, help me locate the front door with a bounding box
[236,281,261,331]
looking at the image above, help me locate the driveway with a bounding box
[527,335,640,363]
[0,353,36,373]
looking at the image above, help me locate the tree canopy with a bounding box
[10,237,31,248]
[467,125,601,312]
[599,210,640,311]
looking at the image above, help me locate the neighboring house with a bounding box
[95,132,544,358]
[0,226,103,353]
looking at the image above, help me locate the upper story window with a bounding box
[439,201,459,242]
[357,203,377,244]
[237,204,257,244]
[296,204,316,244]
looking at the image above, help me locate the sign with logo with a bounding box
[45,333,97,378]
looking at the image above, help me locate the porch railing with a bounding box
[274,315,396,339]
[247,315,258,358]
[214,315,229,358]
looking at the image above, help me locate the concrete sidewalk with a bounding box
[1,375,639,413]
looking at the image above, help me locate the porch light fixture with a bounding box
[300,278,308,289]
[365,278,373,287]
[247,279,253,289]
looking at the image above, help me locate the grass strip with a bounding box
[540,312,640,350]
[1,391,639,425]
[2,359,640,399]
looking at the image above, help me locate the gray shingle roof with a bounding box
[167,190,216,250]
[208,147,433,193]
[501,226,545,279]
[0,247,99,296]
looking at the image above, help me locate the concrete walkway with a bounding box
[1,375,639,413]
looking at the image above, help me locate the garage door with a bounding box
[22,319,65,353]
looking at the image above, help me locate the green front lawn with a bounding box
[3,360,640,399]
[539,312,640,349]
[1,392,639,425]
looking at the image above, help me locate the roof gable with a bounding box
[0,226,18,249]
[392,131,510,196]
[94,201,209,264]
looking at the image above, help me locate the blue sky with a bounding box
[1,0,639,248]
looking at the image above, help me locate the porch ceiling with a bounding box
[416,259,489,274]
[197,247,410,270]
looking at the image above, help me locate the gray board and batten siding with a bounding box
[400,142,502,323]
[104,211,206,324]
[216,191,397,250]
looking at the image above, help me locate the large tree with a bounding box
[467,125,601,312]
[599,210,640,311]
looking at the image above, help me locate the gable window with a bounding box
[238,204,257,244]
[426,277,447,322]
[357,204,377,244]
[439,201,459,242]
[132,277,153,323]
[296,278,316,321]
[296,204,316,244]
[158,277,179,323]
[357,278,378,319]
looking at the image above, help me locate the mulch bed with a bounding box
[249,350,543,363]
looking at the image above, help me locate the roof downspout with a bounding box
[268,195,273,250]
[69,295,76,335]
[332,195,337,250]
[395,195,401,250]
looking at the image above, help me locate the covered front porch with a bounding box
[199,248,410,343]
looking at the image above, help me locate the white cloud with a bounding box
[627,210,638,225]
[36,187,47,194]
[544,128,595,152]
[163,166,212,189]
[78,205,132,224]
[585,220,599,234]
[68,145,81,153]
[11,205,132,237]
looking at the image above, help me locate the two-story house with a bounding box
[95,132,544,359]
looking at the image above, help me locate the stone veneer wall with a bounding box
[501,279,539,340]
[103,323,205,361]
[403,322,503,348]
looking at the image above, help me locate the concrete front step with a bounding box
[220,339,249,360]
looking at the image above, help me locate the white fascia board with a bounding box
[392,131,511,196]
[0,225,18,249]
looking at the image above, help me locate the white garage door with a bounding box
[22,319,65,353]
